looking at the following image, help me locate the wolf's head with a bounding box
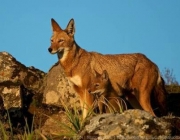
[48,19,75,57]
[88,70,110,96]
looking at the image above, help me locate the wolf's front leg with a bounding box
[73,85,94,119]
[80,89,94,119]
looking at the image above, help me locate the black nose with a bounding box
[48,48,52,53]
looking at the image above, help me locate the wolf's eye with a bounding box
[51,39,53,43]
[58,39,64,43]
[94,83,100,88]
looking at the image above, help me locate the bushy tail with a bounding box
[152,72,168,116]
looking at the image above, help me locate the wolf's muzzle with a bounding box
[48,48,52,53]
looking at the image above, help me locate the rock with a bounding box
[0,51,80,137]
[40,111,73,139]
[43,62,81,110]
[0,52,45,134]
[0,52,45,91]
[0,52,45,109]
[80,109,173,139]
[1,51,180,139]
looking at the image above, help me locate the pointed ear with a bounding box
[65,18,75,36]
[102,70,109,81]
[51,18,62,32]
[94,69,100,77]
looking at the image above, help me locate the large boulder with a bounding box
[0,52,47,135]
[0,52,45,109]
[43,62,81,109]
[80,109,180,139]
[0,51,81,137]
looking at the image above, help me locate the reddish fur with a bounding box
[48,18,168,118]
[88,70,127,113]
[152,77,168,116]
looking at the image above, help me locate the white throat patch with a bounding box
[57,49,69,62]
[69,75,82,87]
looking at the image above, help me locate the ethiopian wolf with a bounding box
[88,70,127,113]
[48,18,167,118]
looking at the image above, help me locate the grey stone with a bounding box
[43,62,81,110]
[0,52,45,109]
[80,109,172,140]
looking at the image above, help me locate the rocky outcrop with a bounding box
[0,52,46,133]
[80,110,175,139]
[0,51,81,138]
[40,111,73,138]
[0,51,180,139]
[43,62,81,109]
[0,52,45,109]
[0,52,45,90]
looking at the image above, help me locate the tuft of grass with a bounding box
[6,110,14,138]
[109,97,128,113]
[0,121,9,140]
[0,110,47,140]
[48,99,96,139]
[19,116,36,140]
[60,100,93,131]
[42,112,78,139]
[95,96,127,114]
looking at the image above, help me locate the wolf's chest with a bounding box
[68,75,82,87]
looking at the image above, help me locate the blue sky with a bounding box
[0,1,180,83]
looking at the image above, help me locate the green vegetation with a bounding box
[0,121,8,140]
[0,97,126,140]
